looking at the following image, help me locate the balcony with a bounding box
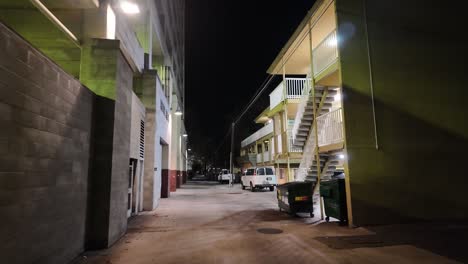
[269,78,310,110]
[312,30,338,77]
[238,153,257,166]
[317,108,344,149]
[241,122,274,148]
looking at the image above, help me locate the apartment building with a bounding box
[266,0,468,227]
[238,78,306,185]
[0,0,185,263]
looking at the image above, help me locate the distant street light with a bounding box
[174,106,183,116]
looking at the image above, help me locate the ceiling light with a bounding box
[121,1,140,14]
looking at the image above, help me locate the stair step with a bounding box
[315,90,338,96]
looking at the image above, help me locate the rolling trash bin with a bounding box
[320,178,348,223]
[277,181,315,217]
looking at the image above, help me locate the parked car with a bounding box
[218,169,233,184]
[241,167,277,192]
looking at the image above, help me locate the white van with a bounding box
[217,169,233,184]
[241,166,277,192]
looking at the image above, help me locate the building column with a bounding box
[80,38,133,249]
[134,69,167,208]
[169,95,181,192]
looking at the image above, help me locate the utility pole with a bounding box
[229,122,235,187]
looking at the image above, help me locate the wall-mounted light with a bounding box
[188,148,191,151]
[338,154,345,159]
[327,34,338,47]
[334,93,341,101]
[182,133,188,137]
[121,1,140,14]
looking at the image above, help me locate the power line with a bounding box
[234,74,275,124]
[214,74,276,156]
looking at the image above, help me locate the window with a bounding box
[257,168,265,175]
[266,168,274,175]
[246,169,255,176]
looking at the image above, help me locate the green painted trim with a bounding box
[254,106,272,123]
[268,102,285,117]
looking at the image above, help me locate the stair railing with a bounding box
[291,78,312,144]
[295,127,316,181]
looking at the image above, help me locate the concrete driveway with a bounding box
[76,181,463,264]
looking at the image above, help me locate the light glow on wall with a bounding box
[106,5,116,39]
[327,34,338,47]
[121,1,140,14]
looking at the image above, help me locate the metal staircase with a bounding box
[292,85,337,147]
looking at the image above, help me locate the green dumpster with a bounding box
[277,181,315,217]
[320,178,348,223]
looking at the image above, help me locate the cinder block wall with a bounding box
[336,0,468,225]
[0,23,94,264]
[80,39,132,249]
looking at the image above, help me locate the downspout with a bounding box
[363,0,379,150]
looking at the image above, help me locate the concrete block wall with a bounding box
[107,51,133,245]
[80,39,133,249]
[0,22,94,264]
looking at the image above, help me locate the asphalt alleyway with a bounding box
[77,180,462,264]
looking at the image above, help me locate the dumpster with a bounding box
[320,178,347,223]
[277,181,315,217]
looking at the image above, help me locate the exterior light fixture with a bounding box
[183,133,188,137]
[188,148,191,151]
[338,154,345,159]
[334,93,341,101]
[327,34,338,47]
[121,1,140,14]
[174,106,183,116]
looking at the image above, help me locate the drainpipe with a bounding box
[363,0,379,150]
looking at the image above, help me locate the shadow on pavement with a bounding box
[315,221,468,263]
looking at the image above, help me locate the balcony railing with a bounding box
[317,108,344,147]
[241,122,274,148]
[256,153,262,163]
[312,30,338,77]
[270,78,310,110]
[288,133,303,153]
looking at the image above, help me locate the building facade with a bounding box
[0,0,186,263]
[266,0,468,227]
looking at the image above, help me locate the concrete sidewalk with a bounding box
[75,181,464,264]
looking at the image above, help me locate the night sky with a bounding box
[185,0,315,165]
